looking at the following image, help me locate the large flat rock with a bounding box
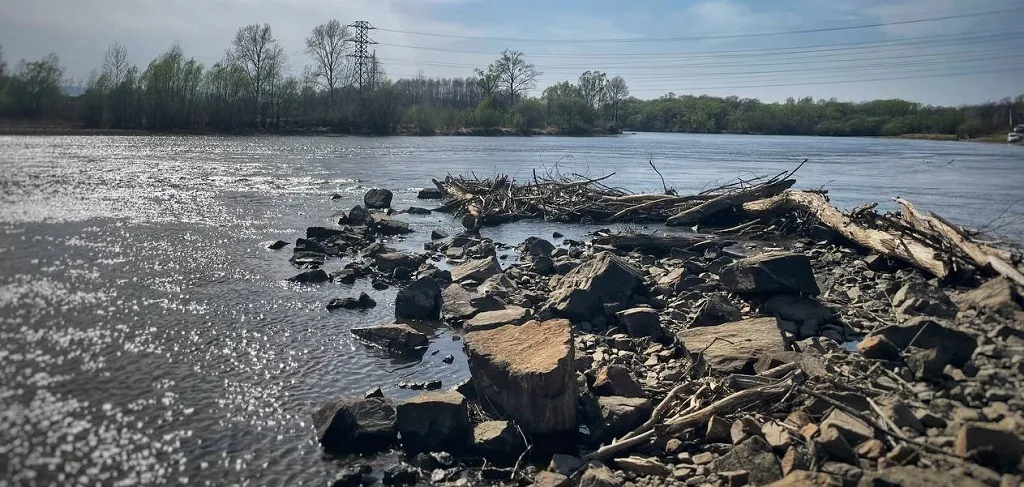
[464,319,577,435]
[720,252,820,295]
[677,317,788,373]
[546,251,644,321]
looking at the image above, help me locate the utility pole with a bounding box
[348,21,377,91]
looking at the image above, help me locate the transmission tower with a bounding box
[349,21,377,91]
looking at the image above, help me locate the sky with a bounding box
[1,0,1022,105]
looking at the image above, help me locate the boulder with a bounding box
[395,390,469,452]
[526,237,556,257]
[580,463,621,487]
[720,252,820,295]
[546,252,644,321]
[691,295,742,326]
[364,188,393,209]
[313,397,397,454]
[442,283,500,322]
[712,436,783,485]
[395,277,443,320]
[463,307,533,332]
[406,207,431,215]
[307,226,346,240]
[869,316,976,369]
[382,464,418,486]
[464,319,577,435]
[856,335,899,361]
[351,323,428,354]
[375,252,421,274]
[472,420,526,464]
[677,317,787,373]
[288,269,329,283]
[596,396,652,441]
[549,454,583,475]
[954,278,1021,315]
[349,205,371,225]
[592,365,644,398]
[817,426,858,465]
[451,256,503,283]
[267,240,289,250]
[954,423,1023,469]
[762,294,834,332]
[893,280,956,318]
[417,187,443,199]
[290,250,326,268]
[431,229,449,240]
[327,292,377,311]
[533,471,570,487]
[369,214,412,236]
[820,408,874,446]
[478,273,519,301]
[658,268,688,292]
[616,307,664,339]
[331,268,359,285]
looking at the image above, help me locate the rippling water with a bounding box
[0,133,1021,485]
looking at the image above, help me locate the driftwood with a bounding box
[591,234,709,253]
[743,190,950,278]
[666,179,795,226]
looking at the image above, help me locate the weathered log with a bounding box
[666,179,796,226]
[743,191,950,278]
[895,197,1024,285]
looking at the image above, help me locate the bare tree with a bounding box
[604,76,629,125]
[230,23,285,127]
[102,41,130,86]
[494,50,540,107]
[578,70,607,109]
[474,65,500,98]
[305,19,350,112]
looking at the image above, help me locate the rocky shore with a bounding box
[278,180,1024,487]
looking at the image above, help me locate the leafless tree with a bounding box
[474,65,500,98]
[305,19,350,111]
[494,50,540,106]
[230,23,285,127]
[604,76,629,125]
[102,41,130,87]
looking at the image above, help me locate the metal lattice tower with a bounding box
[348,21,377,90]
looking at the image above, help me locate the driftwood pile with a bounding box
[434,165,1024,285]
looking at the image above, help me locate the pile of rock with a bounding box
[297,186,1024,487]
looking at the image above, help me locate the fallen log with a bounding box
[743,190,950,278]
[666,179,796,226]
[895,197,1024,285]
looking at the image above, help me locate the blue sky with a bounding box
[2,0,1021,105]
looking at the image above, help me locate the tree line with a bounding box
[0,23,1020,137]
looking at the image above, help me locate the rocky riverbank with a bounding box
[277,180,1024,487]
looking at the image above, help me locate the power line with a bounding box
[373,7,1016,43]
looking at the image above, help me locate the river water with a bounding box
[0,133,1021,485]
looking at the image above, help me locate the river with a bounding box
[0,133,1021,485]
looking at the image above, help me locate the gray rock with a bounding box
[451,256,503,283]
[820,408,874,446]
[871,316,976,369]
[464,319,577,435]
[351,323,428,354]
[677,317,787,373]
[313,397,397,454]
[463,306,533,332]
[955,422,1023,469]
[526,237,556,257]
[711,436,782,485]
[892,280,956,318]
[395,390,469,452]
[616,307,664,339]
[327,292,377,311]
[762,294,834,332]
[290,250,326,268]
[368,214,412,236]
[349,205,370,225]
[267,240,289,250]
[597,396,652,441]
[430,229,449,240]
[546,252,645,321]
[375,252,422,274]
[364,188,393,209]
[549,454,583,475]
[395,277,442,320]
[720,252,820,295]
[417,187,443,199]
[580,463,622,487]
[954,278,1021,316]
[307,226,346,240]
[592,365,644,398]
[691,295,742,327]
[857,467,986,487]
[533,471,570,487]
[472,420,526,464]
[406,207,431,215]
[288,269,329,283]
